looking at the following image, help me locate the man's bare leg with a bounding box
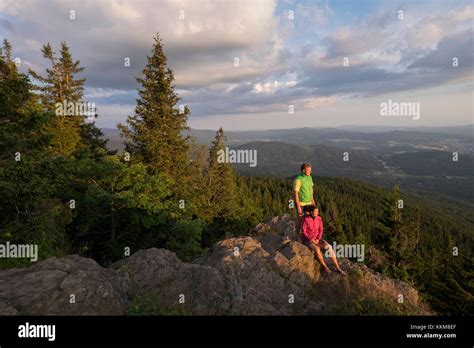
[295,213,303,242]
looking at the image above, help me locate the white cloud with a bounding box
[84,88,129,99]
[253,80,297,95]
[1,0,281,88]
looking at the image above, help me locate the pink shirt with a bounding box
[301,215,323,241]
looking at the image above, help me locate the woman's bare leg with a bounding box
[310,243,331,272]
[319,240,347,275]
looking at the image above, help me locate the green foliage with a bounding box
[28,42,84,156]
[0,42,71,267]
[28,42,85,110]
[78,121,109,159]
[117,32,189,179]
[200,128,238,221]
[28,41,105,159]
[62,155,173,262]
[197,128,262,245]
[166,220,204,262]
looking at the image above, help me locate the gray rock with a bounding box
[273,241,320,288]
[0,301,18,315]
[199,237,320,315]
[253,215,299,252]
[0,255,129,315]
[111,248,232,315]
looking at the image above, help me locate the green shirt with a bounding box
[293,174,314,205]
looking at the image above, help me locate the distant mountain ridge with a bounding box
[102,125,473,152]
[101,126,474,202]
[233,141,385,179]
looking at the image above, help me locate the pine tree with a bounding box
[373,186,402,245]
[0,39,16,78]
[0,39,50,163]
[29,42,97,156]
[326,199,347,244]
[199,128,261,245]
[200,127,238,221]
[373,185,412,278]
[55,43,107,157]
[29,42,85,110]
[118,33,190,178]
[78,119,108,159]
[0,41,72,264]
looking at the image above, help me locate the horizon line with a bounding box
[100,123,474,132]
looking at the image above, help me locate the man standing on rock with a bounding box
[293,163,315,239]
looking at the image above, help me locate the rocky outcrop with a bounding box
[0,255,128,315]
[195,237,323,314]
[110,248,231,315]
[0,215,433,315]
[250,216,432,315]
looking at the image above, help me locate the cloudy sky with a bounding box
[1,0,472,130]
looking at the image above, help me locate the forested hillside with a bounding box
[387,150,474,176]
[233,141,384,178]
[239,175,474,315]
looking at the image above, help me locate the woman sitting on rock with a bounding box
[301,205,346,275]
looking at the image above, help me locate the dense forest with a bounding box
[0,35,472,315]
[241,175,473,315]
[388,150,474,177]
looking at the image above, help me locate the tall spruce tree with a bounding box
[29,43,85,109]
[118,33,190,179]
[0,40,72,265]
[0,39,15,77]
[29,42,82,155]
[201,127,239,221]
[0,39,51,163]
[29,42,106,156]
